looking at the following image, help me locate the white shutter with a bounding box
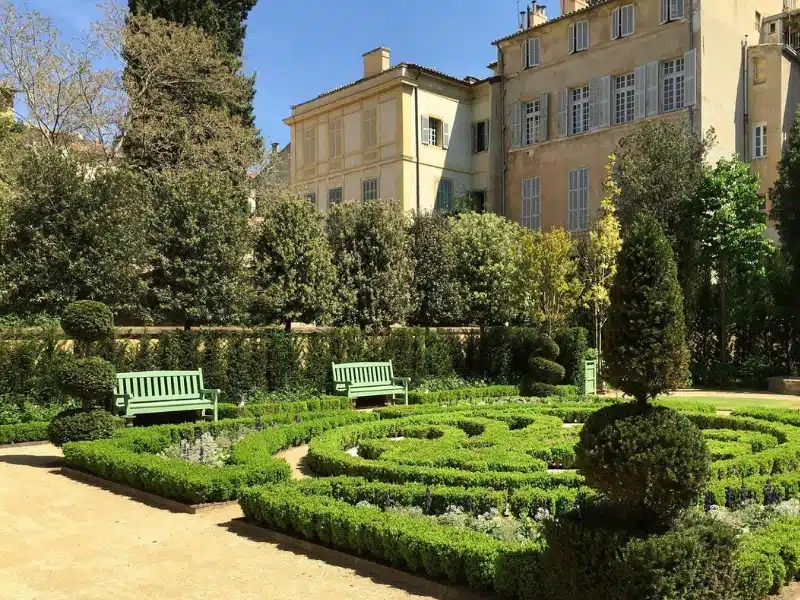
[598,75,611,128]
[670,0,684,20]
[611,8,620,39]
[471,122,478,153]
[634,65,646,119]
[557,88,568,138]
[582,21,589,49]
[521,39,529,69]
[443,122,451,149]
[660,0,669,23]
[421,116,430,145]
[646,60,659,116]
[538,93,548,142]
[628,5,636,35]
[589,78,600,129]
[511,102,522,147]
[532,38,540,66]
[684,48,697,107]
[568,23,575,54]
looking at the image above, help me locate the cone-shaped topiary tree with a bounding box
[603,213,689,403]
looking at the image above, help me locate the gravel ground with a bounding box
[0,443,435,600]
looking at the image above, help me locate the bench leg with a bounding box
[213,402,218,422]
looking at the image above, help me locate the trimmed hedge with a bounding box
[737,517,800,599]
[62,411,376,504]
[408,385,519,405]
[47,408,119,447]
[0,420,49,444]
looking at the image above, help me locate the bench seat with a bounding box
[331,361,409,405]
[113,369,219,421]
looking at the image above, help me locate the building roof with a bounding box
[491,0,614,45]
[291,63,480,110]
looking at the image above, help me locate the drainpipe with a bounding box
[414,69,422,212]
[499,46,507,217]
[688,0,696,127]
[743,36,749,160]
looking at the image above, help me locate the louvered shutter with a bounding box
[568,24,575,54]
[660,0,669,23]
[598,75,611,128]
[581,21,589,49]
[684,48,697,106]
[442,122,451,149]
[634,65,646,119]
[471,122,478,153]
[646,61,659,116]
[532,38,540,66]
[611,8,620,39]
[557,88,568,138]
[511,102,522,148]
[589,78,600,129]
[538,93,548,142]
[421,116,430,145]
[521,39,529,69]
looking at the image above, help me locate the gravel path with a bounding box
[0,443,434,600]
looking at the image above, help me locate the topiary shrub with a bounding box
[61,301,114,346]
[57,356,117,409]
[519,379,558,398]
[533,333,560,361]
[575,402,710,530]
[47,408,118,447]
[528,356,566,385]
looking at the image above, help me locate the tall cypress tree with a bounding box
[771,106,800,290]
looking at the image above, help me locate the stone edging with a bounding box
[59,467,238,514]
[228,518,493,600]
[0,440,50,449]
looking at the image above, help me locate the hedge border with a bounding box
[0,421,49,445]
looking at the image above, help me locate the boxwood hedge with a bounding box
[0,420,49,444]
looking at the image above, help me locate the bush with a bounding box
[555,327,589,394]
[47,408,118,447]
[61,301,114,344]
[0,421,49,444]
[407,385,519,405]
[57,356,117,408]
[575,403,711,529]
[528,357,566,385]
[533,333,560,361]
[519,379,558,398]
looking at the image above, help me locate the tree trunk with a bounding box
[284,319,292,332]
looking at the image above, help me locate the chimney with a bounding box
[561,0,588,15]
[271,142,279,153]
[530,3,547,26]
[363,47,391,78]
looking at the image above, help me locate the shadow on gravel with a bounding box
[0,454,63,469]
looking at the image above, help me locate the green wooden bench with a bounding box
[112,369,220,422]
[331,361,409,405]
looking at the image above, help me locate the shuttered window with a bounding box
[661,0,685,23]
[569,20,589,54]
[611,5,635,39]
[662,57,685,112]
[522,177,541,231]
[522,37,541,68]
[568,168,589,233]
[328,187,343,205]
[570,86,590,135]
[363,108,378,149]
[615,73,636,124]
[362,178,379,201]
[753,124,767,159]
[436,179,454,212]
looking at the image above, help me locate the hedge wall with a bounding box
[0,421,49,444]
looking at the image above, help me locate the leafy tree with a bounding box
[579,156,622,366]
[771,105,800,302]
[518,227,582,335]
[327,199,413,329]
[148,168,252,328]
[691,156,769,362]
[408,211,465,326]
[449,212,521,325]
[603,214,689,403]
[252,196,337,330]
[0,147,152,318]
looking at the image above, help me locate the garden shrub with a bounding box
[0,421,50,444]
[407,385,519,405]
[736,516,800,599]
[47,408,118,447]
[555,327,588,393]
[519,380,558,398]
[56,356,117,408]
[61,301,114,345]
[528,357,565,385]
[533,333,559,361]
[575,402,710,529]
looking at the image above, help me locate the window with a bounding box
[522,37,541,68]
[436,179,454,212]
[753,123,767,159]
[569,20,589,53]
[568,168,589,233]
[304,193,317,205]
[661,0,685,22]
[612,5,635,39]
[362,178,378,201]
[472,120,488,153]
[524,100,542,145]
[470,190,487,213]
[755,11,762,31]
[522,177,541,230]
[570,86,590,135]
[753,57,766,84]
[662,57,685,112]
[363,108,378,149]
[426,117,442,146]
[615,73,636,124]
[770,21,777,34]
[302,126,316,165]
[328,187,343,205]
[328,118,343,158]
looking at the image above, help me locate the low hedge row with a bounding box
[737,516,800,599]
[62,411,376,504]
[218,396,353,420]
[0,420,49,444]
[407,386,519,405]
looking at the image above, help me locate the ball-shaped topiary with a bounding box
[533,333,560,361]
[57,356,117,408]
[61,300,114,344]
[519,379,558,398]
[575,402,710,530]
[529,356,566,385]
[47,408,118,447]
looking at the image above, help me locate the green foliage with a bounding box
[519,380,558,398]
[0,420,49,444]
[450,212,522,325]
[408,385,519,405]
[555,327,589,394]
[528,357,565,385]
[604,214,689,403]
[532,333,559,361]
[737,517,800,599]
[408,211,465,326]
[56,356,117,408]
[47,408,118,447]
[149,168,252,327]
[252,196,337,328]
[771,105,800,294]
[0,147,153,318]
[576,403,711,529]
[61,301,114,349]
[327,200,413,329]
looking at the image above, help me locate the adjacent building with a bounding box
[284,0,800,238]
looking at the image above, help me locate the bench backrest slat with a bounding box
[115,369,205,402]
[331,361,394,387]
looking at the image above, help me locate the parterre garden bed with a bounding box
[62,395,800,599]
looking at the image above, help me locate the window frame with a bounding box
[328,118,343,158]
[570,85,590,135]
[363,107,378,149]
[662,57,686,113]
[613,5,635,39]
[753,123,767,159]
[523,99,542,145]
[753,56,766,85]
[614,72,636,124]
[523,37,541,68]
[328,187,343,205]
[568,167,589,233]
[522,177,541,231]
[435,178,455,212]
[473,120,489,153]
[304,192,317,205]
[662,0,685,23]
[570,20,589,53]
[362,178,379,201]
[428,116,442,147]
[302,126,316,166]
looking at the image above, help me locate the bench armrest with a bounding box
[200,388,221,398]
[112,393,130,414]
[392,377,410,386]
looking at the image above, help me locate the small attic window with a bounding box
[770,22,777,34]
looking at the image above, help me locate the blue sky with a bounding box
[26,0,552,147]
